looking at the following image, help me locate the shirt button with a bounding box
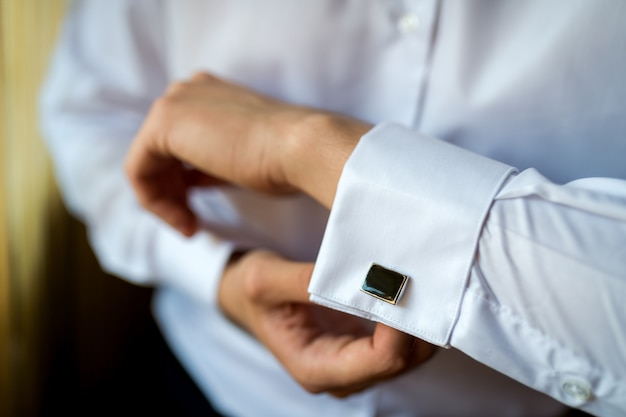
[562,380,593,404]
[397,12,420,34]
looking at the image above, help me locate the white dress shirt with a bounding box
[40,1,625,416]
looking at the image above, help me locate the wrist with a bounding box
[282,111,371,208]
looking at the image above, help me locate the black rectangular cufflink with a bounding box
[360,263,409,305]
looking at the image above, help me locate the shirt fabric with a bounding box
[40,1,626,416]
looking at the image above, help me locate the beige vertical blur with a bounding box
[0,0,66,415]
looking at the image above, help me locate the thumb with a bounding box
[244,252,314,305]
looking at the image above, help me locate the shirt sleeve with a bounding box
[309,122,626,416]
[40,0,233,304]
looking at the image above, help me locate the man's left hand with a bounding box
[218,250,436,397]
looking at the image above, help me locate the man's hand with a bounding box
[218,250,436,397]
[125,72,299,235]
[125,73,371,236]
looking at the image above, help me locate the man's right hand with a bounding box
[125,72,371,236]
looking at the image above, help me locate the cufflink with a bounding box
[360,263,409,305]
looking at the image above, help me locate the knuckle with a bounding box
[301,384,324,395]
[164,80,189,98]
[241,259,266,301]
[239,250,279,301]
[149,95,183,130]
[151,95,175,115]
[296,377,325,395]
[191,71,214,82]
[378,354,410,376]
[289,365,325,394]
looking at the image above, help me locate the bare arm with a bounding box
[125,72,370,235]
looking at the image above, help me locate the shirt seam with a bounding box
[486,220,624,282]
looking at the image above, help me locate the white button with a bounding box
[562,380,593,404]
[397,12,420,34]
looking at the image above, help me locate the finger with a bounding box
[245,254,314,304]
[185,169,229,187]
[148,197,198,237]
[126,150,198,237]
[317,323,415,375]
[132,171,198,236]
[328,382,372,398]
[130,179,198,236]
[314,324,416,389]
[371,322,416,366]
[340,324,434,384]
[267,322,417,396]
[328,329,434,395]
[190,71,216,82]
[409,338,437,367]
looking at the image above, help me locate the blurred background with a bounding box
[1,1,155,415]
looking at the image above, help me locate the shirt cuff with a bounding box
[151,226,234,305]
[308,122,514,346]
